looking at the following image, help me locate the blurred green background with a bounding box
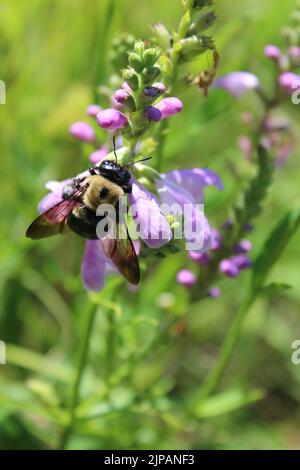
[1,0,300,450]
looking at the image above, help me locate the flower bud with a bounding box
[122,68,139,91]
[86,104,102,117]
[152,82,166,93]
[142,65,161,84]
[96,109,128,130]
[264,44,281,61]
[133,40,145,56]
[234,239,252,254]
[188,11,217,35]
[114,88,129,103]
[189,251,211,265]
[143,48,160,66]
[145,106,162,122]
[121,81,132,93]
[69,122,96,142]
[231,255,252,270]
[211,229,222,251]
[278,71,300,96]
[128,52,144,72]
[155,97,183,119]
[213,72,260,97]
[152,23,170,49]
[208,286,221,298]
[176,269,196,288]
[219,259,240,278]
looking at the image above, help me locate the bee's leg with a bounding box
[123,182,132,193]
[89,165,99,175]
[73,178,83,190]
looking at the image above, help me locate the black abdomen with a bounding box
[67,206,106,240]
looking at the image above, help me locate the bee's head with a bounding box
[99,160,131,188]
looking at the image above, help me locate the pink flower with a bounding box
[278,72,300,96]
[89,146,109,164]
[176,269,196,288]
[129,180,172,248]
[155,97,183,119]
[96,109,128,130]
[213,72,260,97]
[69,122,96,142]
[219,259,240,278]
[156,167,223,252]
[264,45,281,61]
[86,104,102,117]
[114,88,129,103]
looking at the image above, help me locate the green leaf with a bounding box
[234,145,274,227]
[193,388,265,418]
[252,207,300,292]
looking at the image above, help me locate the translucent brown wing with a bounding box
[101,223,140,285]
[26,188,85,240]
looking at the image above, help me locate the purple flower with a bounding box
[219,259,240,278]
[121,82,132,93]
[156,168,222,252]
[152,82,166,93]
[160,168,223,204]
[234,239,252,254]
[89,146,109,164]
[82,240,107,291]
[278,72,300,96]
[145,106,162,122]
[208,286,221,298]
[96,109,128,130]
[231,255,252,270]
[213,72,260,97]
[86,104,102,117]
[189,251,211,265]
[38,179,72,213]
[114,88,129,103]
[211,229,222,251]
[69,122,96,142]
[264,44,281,61]
[289,46,300,58]
[155,97,183,119]
[176,269,196,288]
[129,180,172,249]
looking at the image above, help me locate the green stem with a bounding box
[59,302,97,449]
[195,293,256,402]
[105,308,116,381]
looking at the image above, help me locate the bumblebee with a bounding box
[26,158,149,285]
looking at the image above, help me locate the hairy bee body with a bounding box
[26,159,140,284]
[67,171,127,239]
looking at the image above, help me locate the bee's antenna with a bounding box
[127,156,152,166]
[113,135,118,163]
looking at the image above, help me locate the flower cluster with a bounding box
[213,5,300,167]
[176,222,253,297]
[33,0,221,292]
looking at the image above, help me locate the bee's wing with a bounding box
[101,223,140,285]
[26,188,84,240]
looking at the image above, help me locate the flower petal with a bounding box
[38,192,63,213]
[129,180,172,248]
[161,168,223,204]
[81,240,107,291]
[156,176,212,252]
